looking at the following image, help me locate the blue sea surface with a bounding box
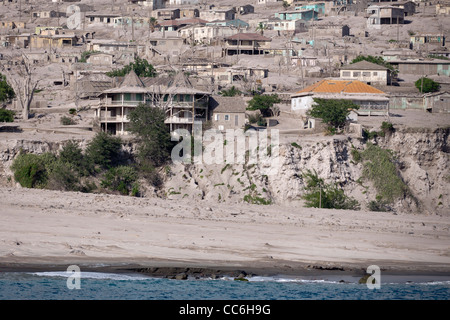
[0,271,449,300]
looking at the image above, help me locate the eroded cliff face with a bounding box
[0,128,448,215]
[163,128,449,215]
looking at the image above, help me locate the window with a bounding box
[225,115,230,121]
[215,114,219,121]
[342,71,351,77]
[353,72,361,77]
[363,72,371,77]
[373,72,378,76]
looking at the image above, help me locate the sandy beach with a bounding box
[0,186,449,279]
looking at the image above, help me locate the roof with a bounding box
[209,96,246,113]
[341,60,388,71]
[120,70,145,88]
[293,79,386,96]
[225,33,271,41]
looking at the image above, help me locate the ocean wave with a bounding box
[30,271,151,281]
[218,276,343,284]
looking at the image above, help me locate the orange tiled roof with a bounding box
[295,80,386,95]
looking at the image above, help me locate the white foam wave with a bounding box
[218,275,342,284]
[30,271,151,281]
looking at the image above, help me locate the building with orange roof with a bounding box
[291,79,389,116]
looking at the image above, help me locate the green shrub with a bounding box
[11,153,53,188]
[248,113,262,124]
[351,148,361,163]
[85,132,122,169]
[136,158,163,188]
[243,194,272,205]
[291,142,302,149]
[46,160,80,191]
[302,169,360,210]
[101,165,138,195]
[368,196,390,212]
[380,121,394,136]
[359,143,408,203]
[0,109,15,122]
[60,116,76,125]
[69,108,77,115]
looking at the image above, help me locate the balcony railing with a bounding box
[164,117,206,124]
[107,100,144,106]
[99,116,129,123]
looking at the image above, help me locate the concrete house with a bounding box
[275,10,318,22]
[237,5,255,15]
[291,79,390,116]
[86,52,114,67]
[340,60,390,85]
[295,2,326,15]
[95,71,210,135]
[179,25,240,45]
[263,19,308,34]
[209,96,247,131]
[200,9,236,21]
[388,59,450,76]
[410,34,446,49]
[390,1,416,16]
[151,9,181,20]
[179,8,200,19]
[436,3,450,15]
[86,13,121,27]
[31,10,64,19]
[0,21,26,30]
[366,5,404,29]
[223,33,272,56]
[128,0,166,9]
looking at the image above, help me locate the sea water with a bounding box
[0,271,449,300]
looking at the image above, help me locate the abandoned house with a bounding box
[389,1,416,16]
[151,8,181,20]
[274,9,319,22]
[85,13,121,27]
[290,79,390,116]
[179,25,240,45]
[223,33,272,56]
[95,70,210,135]
[209,96,247,131]
[366,5,404,29]
[340,60,391,86]
[388,59,450,76]
[199,9,236,21]
[409,34,446,49]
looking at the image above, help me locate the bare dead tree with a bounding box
[0,53,41,120]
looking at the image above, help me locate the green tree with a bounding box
[308,98,359,131]
[149,17,158,32]
[256,22,268,35]
[85,132,123,170]
[415,77,440,93]
[106,57,157,78]
[219,86,242,97]
[127,103,173,167]
[0,73,15,103]
[247,94,281,117]
[79,50,100,63]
